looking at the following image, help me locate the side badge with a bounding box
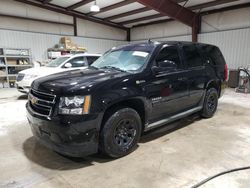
[136,80,146,84]
[152,97,162,102]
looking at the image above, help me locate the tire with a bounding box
[201,88,218,118]
[100,107,142,158]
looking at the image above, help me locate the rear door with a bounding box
[182,44,206,107]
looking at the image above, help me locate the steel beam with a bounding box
[122,0,239,26]
[67,0,94,11]
[132,0,244,28]
[14,0,127,30]
[42,0,52,4]
[136,0,197,27]
[201,2,250,15]
[104,0,187,20]
[105,7,150,21]
[133,18,173,27]
[119,14,164,25]
[88,0,136,16]
[189,0,239,10]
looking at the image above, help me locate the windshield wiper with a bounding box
[99,66,127,72]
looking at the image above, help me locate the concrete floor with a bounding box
[1,88,250,188]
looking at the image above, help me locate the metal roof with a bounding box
[14,0,250,29]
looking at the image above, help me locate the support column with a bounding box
[126,28,131,42]
[192,15,201,42]
[73,16,77,36]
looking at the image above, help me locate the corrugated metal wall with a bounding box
[131,28,250,69]
[1,28,250,70]
[0,29,127,62]
[76,18,126,41]
[199,28,250,69]
[130,7,250,70]
[131,21,191,41]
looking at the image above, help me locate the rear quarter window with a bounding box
[183,45,204,68]
[200,45,225,67]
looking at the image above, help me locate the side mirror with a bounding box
[64,62,72,68]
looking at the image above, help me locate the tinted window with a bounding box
[156,45,181,68]
[200,45,225,66]
[183,45,204,68]
[87,56,99,65]
[91,44,155,72]
[67,57,87,67]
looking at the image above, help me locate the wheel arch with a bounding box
[206,79,222,97]
[100,97,147,132]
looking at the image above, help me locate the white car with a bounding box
[16,53,101,93]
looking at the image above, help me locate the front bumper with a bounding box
[17,85,30,94]
[26,103,102,157]
[16,80,33,94]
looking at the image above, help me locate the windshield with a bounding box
[91,45,155,72]
[46,57,70,67]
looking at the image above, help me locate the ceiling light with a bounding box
[90,0,100,12]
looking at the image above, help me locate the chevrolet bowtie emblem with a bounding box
[31,96,38,105]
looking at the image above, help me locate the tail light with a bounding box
[224,63,228,81]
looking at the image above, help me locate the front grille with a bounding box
[16,73,25,82]
[28,89,56,117]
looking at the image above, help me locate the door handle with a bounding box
[177,77,187,81]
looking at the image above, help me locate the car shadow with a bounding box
[22,113,201,170]
[17,94,28,100]
[22,137,113,170]
[140,113,201,143]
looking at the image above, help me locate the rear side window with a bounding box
[87,56,100,65]
[183,45,204,68]
[200,45,225,67]
[156,45,181,69]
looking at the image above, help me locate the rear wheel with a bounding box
[201,88,218,118]
[100,107,142,158]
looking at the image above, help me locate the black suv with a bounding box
[27,41,228,158]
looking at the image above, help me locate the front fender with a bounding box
[98,87,145,111]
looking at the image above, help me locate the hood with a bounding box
[20,66,88,78]
[20,67,62,77]
[19,67,87,82]
[32,68,130,95]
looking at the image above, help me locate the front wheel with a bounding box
[201,88,218,118]
[100,108,142,158]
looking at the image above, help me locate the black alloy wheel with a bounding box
[114,119,137,149]
[100,107,142,158]
[207,94,216,112]
[201,88,218,118]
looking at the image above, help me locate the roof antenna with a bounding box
[148,39,152,43]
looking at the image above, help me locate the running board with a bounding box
[145,106,203,131]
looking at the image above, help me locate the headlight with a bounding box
[25,74,38,79]
[59,95,91,115]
